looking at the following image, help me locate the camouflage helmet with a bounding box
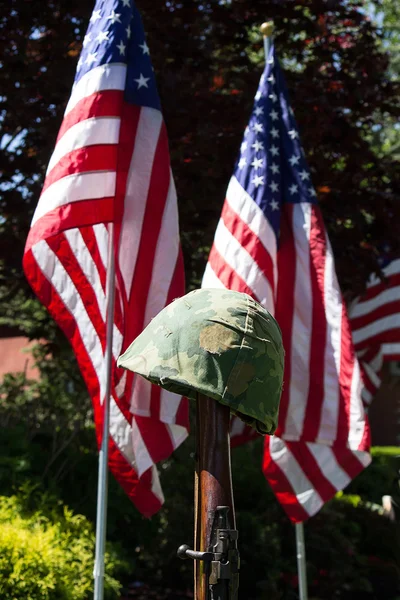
[117,288,284,435]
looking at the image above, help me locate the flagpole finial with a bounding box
[260,21,274,38]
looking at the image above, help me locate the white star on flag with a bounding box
[90,10,101,22]
[83,33,92,47]
[268,74,275,84]
[299,170,310,181]
[289,154,300,166]
[289,130,299,139]
[255,90,262,101]
[252,140,264,151]
[126,25,132,38]
[289,184,298,194]
[107,10,122,24]
[270,199,279,211]
[85,52,97,66]
[121,0,130,5]
[96,31,109,43]
[309,187,317,197]
[134,73,150,88]
[269,181,279,193]
[270,163,279,174]
[269,92,277,102]
[270,145,279,157]
[271,128,279,139]
[253,122,263,133]
[251,157,264,169]
[238,157,247,169]
[117,41,126,55]
[254,106,264,116]
[241,141,248,152]
[270,110,279,121]
[139,42,150,54]
[252,175,264,188]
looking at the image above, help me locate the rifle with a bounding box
[178,394,239,600]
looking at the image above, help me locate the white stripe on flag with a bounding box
[365,258,400,288]
[202,261,227,289]
[283,203,312,440]
[213,218,274,309]
[47,117,121,174]
[64,228,107,320]
[109,396,137,467]
[66,63,127,115]
[307,443,351,491]
[226,176,278,293]
[31,240,106,402]
[143,175,179,328]
[348,359,366,450]
[32,171,117,226]
[318,237,342,443]
[269,436,324,516]
[160,387,185,425]
[131,416,155,477]
[119,107,163,296]
[92,223,109,269]
[352,314,400,345]
[130,374,152,418]
[350,285,400,319]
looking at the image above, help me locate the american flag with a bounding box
[23,0,189,517]
[350,257,400,404]
[202,42,371,523]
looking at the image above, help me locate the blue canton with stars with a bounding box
[75,0,160,110]
[235,44,317,238]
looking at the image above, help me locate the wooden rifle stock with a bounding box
[194,393,237,600]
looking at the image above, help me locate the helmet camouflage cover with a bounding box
[117,288,284,435]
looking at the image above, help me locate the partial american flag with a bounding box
[202,42,371,523]
[350,258,400,404]
[23,0,188,517]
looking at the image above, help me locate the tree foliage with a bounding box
[1,0,399,296]
[1,2,400,598]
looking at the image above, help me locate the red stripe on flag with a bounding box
[350,301,400,332]
[46,232,107,349]
[208,244,255,299]
[22,248,102,407]
[335,303,355,445]
[135,415,174,464]
[108,437,162,518]
[289,444,337,503]
[25,198,114,252]
[354,328,400,353]
[263,438,310,523]
[58,90,124,141]
[303,206,327,440]
[333,446,367,480]
[274,204,296,438]
[356,273,400,303]
[221,200,275,295]
[43,145,118,193]
[79,226,107,292]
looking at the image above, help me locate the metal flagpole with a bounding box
[93,223,116,600]
[259,21,309,600]
[295,523,308,600]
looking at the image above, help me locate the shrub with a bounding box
[0,494,127,600]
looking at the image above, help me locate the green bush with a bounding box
[0,494,127,600]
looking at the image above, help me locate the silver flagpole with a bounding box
[295,522,309,600]
[259,21,309,600]
[94,222,116,600]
